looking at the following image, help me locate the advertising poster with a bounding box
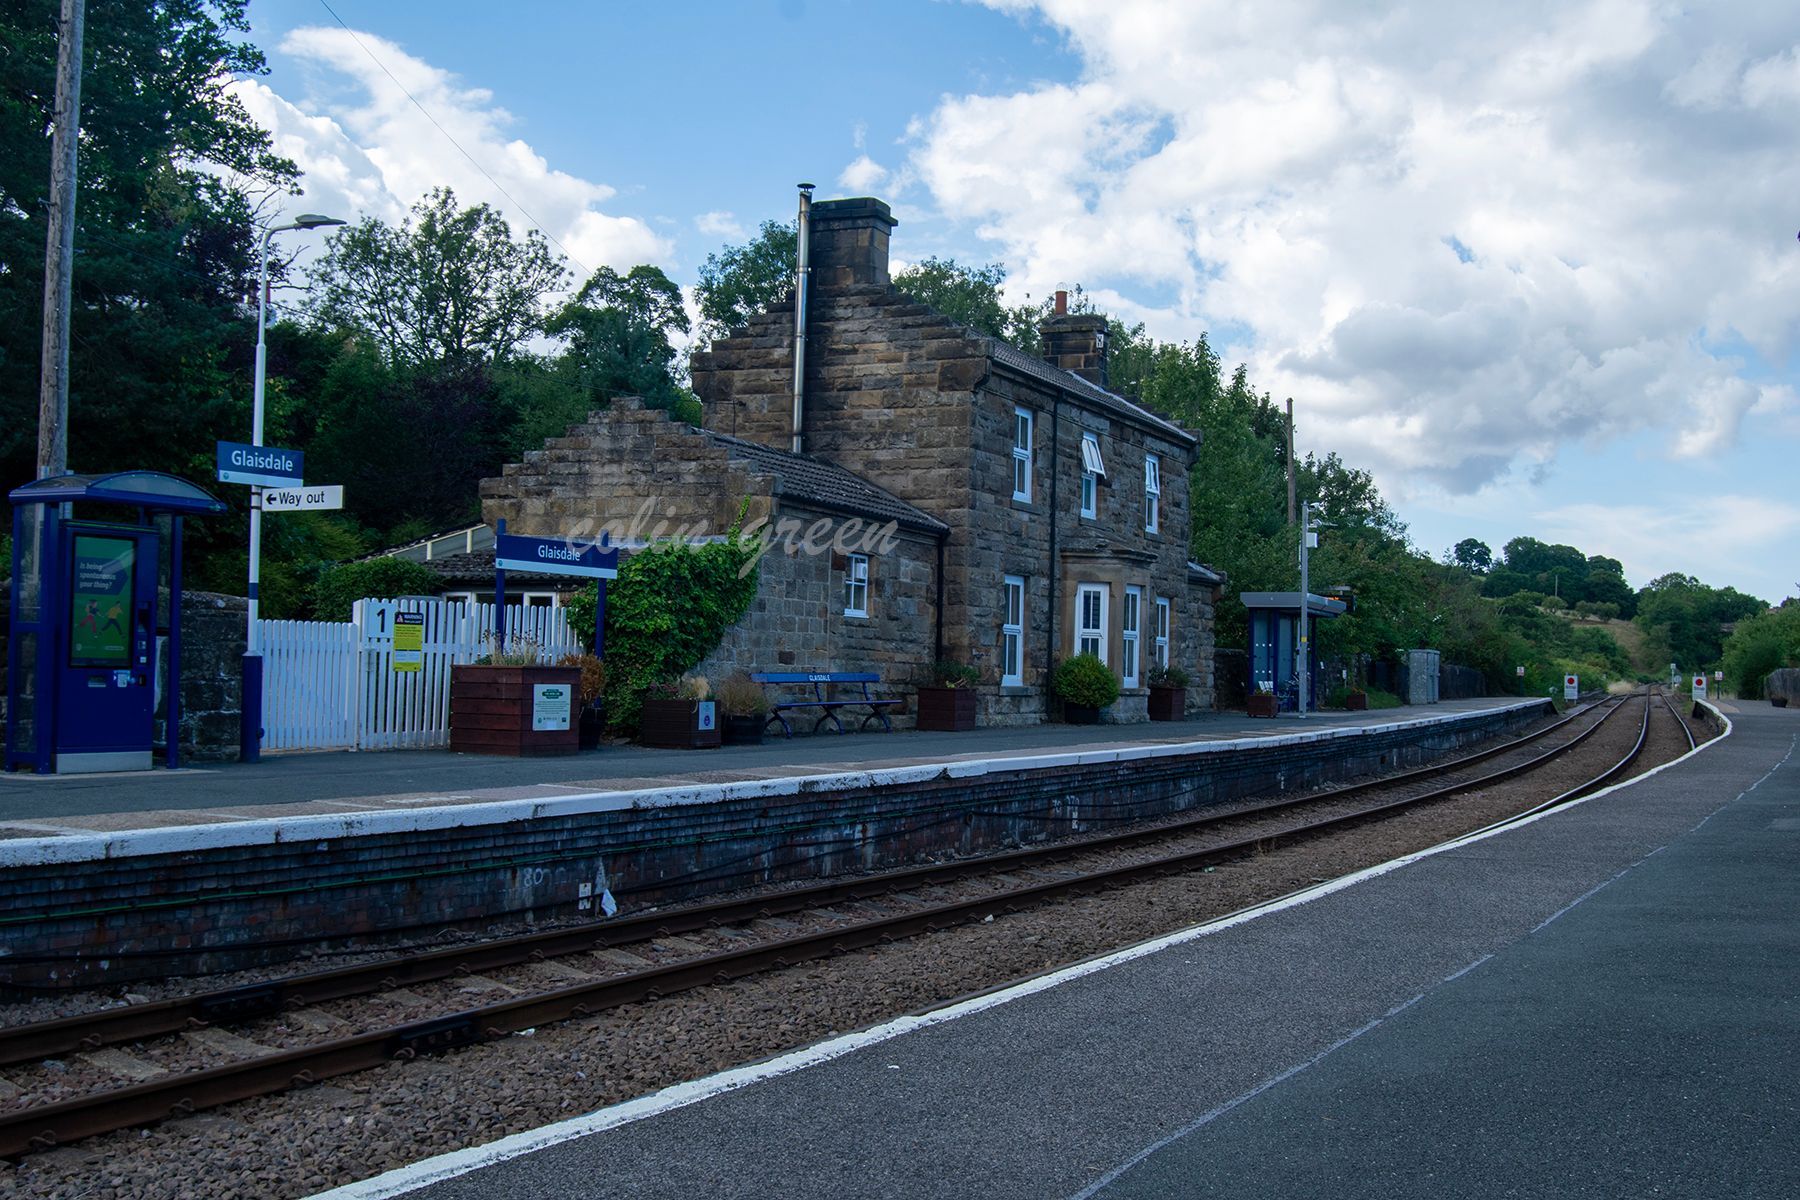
[69,535,135,667]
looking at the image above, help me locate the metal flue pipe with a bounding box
[791,183,814,454]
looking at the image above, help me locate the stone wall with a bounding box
[696,512,940,716]
[482,399,778,539]
[481,400,943,715]
[164,590,247,763]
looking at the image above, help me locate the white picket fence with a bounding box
[259,597,581,752]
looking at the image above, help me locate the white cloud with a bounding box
[905,0,1800,498]
[231,27,670,277]
[838,154,890,193]
[1533,496,1800,597]
[695,211,748,240]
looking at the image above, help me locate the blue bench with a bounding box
[750,672,899,737]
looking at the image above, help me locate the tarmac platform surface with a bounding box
[0,697,1528,836]
[314,699,1799,1200]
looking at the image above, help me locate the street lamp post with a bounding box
[241,213,344,763]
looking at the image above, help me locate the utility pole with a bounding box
[1286,397,1296,526]
[36,0,85,478]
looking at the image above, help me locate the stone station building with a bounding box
[483,196,1222,725]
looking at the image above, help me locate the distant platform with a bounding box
[0,697,1537,840]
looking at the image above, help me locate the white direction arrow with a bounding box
[263,484,344,512]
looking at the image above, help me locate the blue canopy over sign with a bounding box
[494,532,618,580]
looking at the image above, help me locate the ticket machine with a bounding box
[6,471,226,774]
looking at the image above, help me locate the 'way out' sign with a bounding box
[263,484,343,512]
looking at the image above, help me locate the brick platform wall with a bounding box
[0,702,1550,988]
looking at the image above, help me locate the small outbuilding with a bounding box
[1240,590,1347,709]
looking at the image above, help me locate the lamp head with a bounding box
[292,213,347,231]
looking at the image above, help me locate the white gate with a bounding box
[258,597,580,752]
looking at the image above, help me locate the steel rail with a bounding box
[1659,687,1699,754]
[0,694,1637,1157]
[0,697,1602,1068]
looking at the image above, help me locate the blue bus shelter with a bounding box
[6,471,227,774]
[1241,590,1347,711]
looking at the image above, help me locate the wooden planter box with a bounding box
[450,665,582,757]
[639,697,722,749]
[916,687,977,732]
[1147,686,1187,721]
[1342,691,1369,711]
[723,714,766,745]
[1247,693,1278,719]
[1063,703,1102,725]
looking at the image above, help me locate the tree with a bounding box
[547,264,694,417]
[893,257,1011,338]
[694,219,795,342]
[1452,538,1492,574]
[0,0,297,511]
[307,188,567,368]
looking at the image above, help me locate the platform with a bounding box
[313,700,1798,1200]
[0,697,1532,837]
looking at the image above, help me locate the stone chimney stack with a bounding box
[807,197,897,289]
[1039,288,1109,387]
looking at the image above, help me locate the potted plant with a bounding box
[1053,653,1120,724]
[716,671,770,744]
[557,651,608,749]
[1147,663,1189,721]
[450,636,582,756]
[1343,686,1368,711]
[1247,684,1278,719]
[638,675,721,749]
[915,660,981,731]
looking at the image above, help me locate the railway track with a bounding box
[0,691,1683,1157]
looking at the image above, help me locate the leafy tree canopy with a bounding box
[307,187,567,368]
[547,264,695,418]
[693,218,795,342]
[1452,538,1492,573]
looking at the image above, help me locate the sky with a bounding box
[233,0,1800,604]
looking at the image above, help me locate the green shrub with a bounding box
[312,557,444,620]
[920,660,981,688]
[1053,653,1120,709]
[565,507,759,730]
[1148,662,1190,688]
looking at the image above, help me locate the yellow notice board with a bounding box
[393,612,425,672]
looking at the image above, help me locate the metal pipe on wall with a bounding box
[791,183,814,454]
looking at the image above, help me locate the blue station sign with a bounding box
[494,533,619,579]
[216,441,304,487]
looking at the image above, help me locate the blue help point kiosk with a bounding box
[6,471,228,774]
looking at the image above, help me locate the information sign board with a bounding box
[393,612,424,672]
[532,683,572,731]
[1692,674,1707,701]
[1563,674,1579,701]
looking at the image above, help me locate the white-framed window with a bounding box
[843,553,869,617]
[1144,453,1161,534]
[1122,586,1142,688]
[445,590,558,608]
[1080,431,1105,519]
[1076,582,1108,663]
[1001,575,1025,687]
[1012,407,1034,502]
[1155,597,1171,669]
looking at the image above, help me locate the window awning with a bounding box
[1080,434,1106,477]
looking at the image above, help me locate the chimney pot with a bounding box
[1054,289,1068,315]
